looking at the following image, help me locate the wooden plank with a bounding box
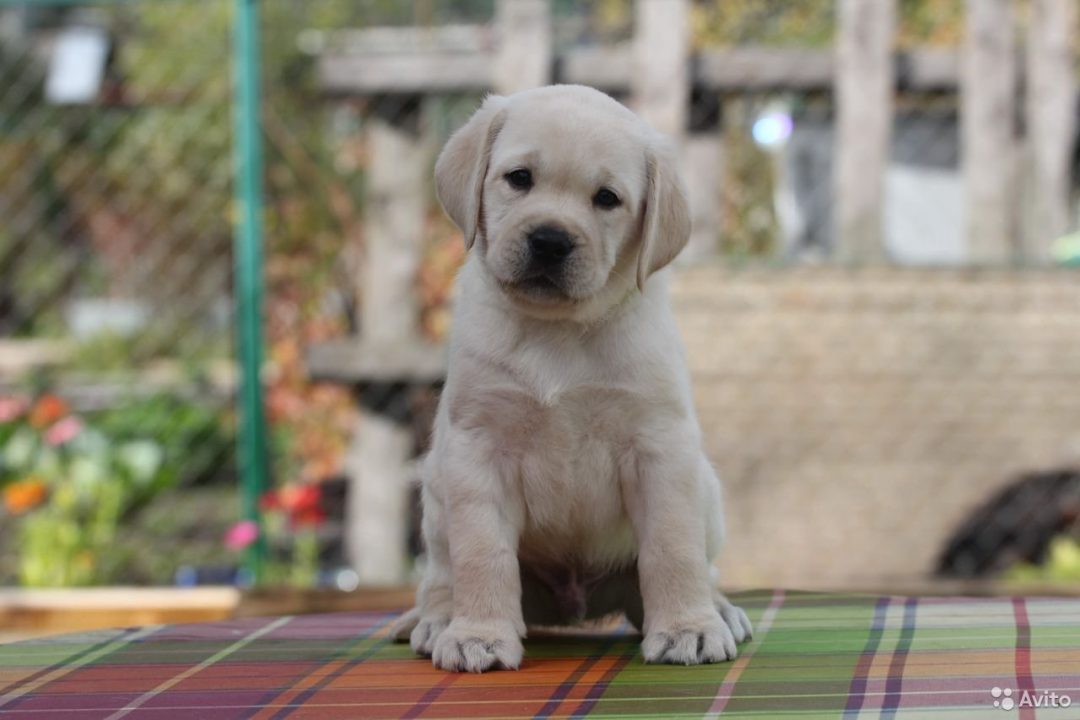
[0,339,71,377]
[961,0,1018,264]
[834,0,896,263]
[319,51,491,94]
[319,42,961,95]
[698,48,834,90]
[1023,0,1078,262]
[560,45,632,92]
[235,587,415,618]
[579,47,953,92]
[494,0,550,93]
[317,25,489,54]
[0,586,240,610]
[305,339,446,383]
[0,587,239,640]
[900,47,959,89]
[0,364,237,411]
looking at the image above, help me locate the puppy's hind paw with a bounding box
[642,615,737,665]
[390,607,421,642]
[431,619,523,673]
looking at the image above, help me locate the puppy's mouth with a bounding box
[503,272,576,303]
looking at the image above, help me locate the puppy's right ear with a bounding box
[434,95,509,250]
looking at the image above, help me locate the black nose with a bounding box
[527,225,574,264]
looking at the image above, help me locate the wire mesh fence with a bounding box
[0,0,1078,592]
[0,0,239,587]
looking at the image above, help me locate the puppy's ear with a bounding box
[435,95,509,250]
[636,137,690,291]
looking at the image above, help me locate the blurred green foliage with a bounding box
[0,390,233,586]
[92,393,234,487]
[112,485,239,585]
[692,0,963,48]
[1007,536,1080,585]
[693,0,835,48]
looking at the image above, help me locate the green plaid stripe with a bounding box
[0,591,1078,719]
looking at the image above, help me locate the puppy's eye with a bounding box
[505,169,533,190]
[593,188,620,209]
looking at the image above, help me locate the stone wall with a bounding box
[672,266,1080,589]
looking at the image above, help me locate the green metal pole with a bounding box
[232,0,268,584]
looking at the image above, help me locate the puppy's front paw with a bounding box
[642,613,737,665]
[719,604,753,645]
[431,618,523,673]
[409,614,450,657]
[714,592,753,644]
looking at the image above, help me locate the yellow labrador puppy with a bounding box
[393,84,751,672]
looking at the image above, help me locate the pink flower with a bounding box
[44,416,84,446]
[224,520,259,551]
[0,396,28,423]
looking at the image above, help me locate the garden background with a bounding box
[1,0,1079,611]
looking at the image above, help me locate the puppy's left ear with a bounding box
[636,137,690,291]
[434,94,509,250]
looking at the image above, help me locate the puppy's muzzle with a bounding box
[527,225,575,268]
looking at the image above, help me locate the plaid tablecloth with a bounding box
[2,591,1079,719]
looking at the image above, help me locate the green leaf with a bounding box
[116,441,164,485]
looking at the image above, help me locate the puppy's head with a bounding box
[435,85,690,318]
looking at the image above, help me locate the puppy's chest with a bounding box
[451,383,644,552]
[455,383,644,465]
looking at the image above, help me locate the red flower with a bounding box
[261,483,325,527]
[259,489,281,512]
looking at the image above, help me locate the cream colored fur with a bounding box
[392,85,751,672]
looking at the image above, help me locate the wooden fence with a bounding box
[307,0,1079,585]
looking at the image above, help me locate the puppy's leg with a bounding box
[394,485,455,655]
[431,437,526,672]
[614,571,750,643]
[390,607,421,641]
[701,459,753,644]
[622,434,737,664]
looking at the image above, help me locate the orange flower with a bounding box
[3,477,48,514]
[29,395,69,429]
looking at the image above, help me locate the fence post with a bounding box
[1023,0,1077,261]
[631,0,720,260]
[343,99,432,586]
[494,0,551,93]
[834,0,895,263]
[632,0,689,139]
[961,0,1018,264]
[683,129,724,262]
[232,0,269,583]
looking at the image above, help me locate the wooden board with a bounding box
[305,339,446,384]
[319,40,959,95]
[0,587,239,642]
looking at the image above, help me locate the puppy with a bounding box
[393,85,751,672]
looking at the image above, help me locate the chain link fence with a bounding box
[0,0,1078,591]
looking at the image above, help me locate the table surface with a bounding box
[1,590,1078,719]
